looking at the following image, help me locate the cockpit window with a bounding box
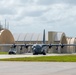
[32,44,42,50]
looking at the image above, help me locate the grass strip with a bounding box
[0,52,8,54]
[0,55,76,62]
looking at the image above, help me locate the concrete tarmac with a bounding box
[0,62,76,75]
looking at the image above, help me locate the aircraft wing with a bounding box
[44,44,76,46]
[43,44,62,46]
[0,44,25,46]
[42,44,76,48]
[0,44,33,48]
[0,44,76,48]
[60,44,76,46]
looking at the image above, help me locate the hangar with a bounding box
[13,33,48,53]
[13,31,76,54]
[0,28,76,54]
[67,37,76,53]
[48,31,67,53]
[0,29,15,52]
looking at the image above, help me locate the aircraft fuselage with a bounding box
[32,44,47,55]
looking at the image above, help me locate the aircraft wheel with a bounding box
[8,52,12,55]
[43,50,46,55]
[33,52,36,55]
[33,52,38,55]
[43,53,46,55]
[33,53,35,55]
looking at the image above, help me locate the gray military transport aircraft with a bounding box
[0,29,76,55]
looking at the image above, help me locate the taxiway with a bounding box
[0,62,76,75]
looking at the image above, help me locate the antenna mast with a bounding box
[5,19,6,29]
[7,22,9,30]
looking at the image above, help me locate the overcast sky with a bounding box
[0,0,76,37]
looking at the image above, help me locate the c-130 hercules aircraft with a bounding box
[0,29,76,55]
[9,29,49,55]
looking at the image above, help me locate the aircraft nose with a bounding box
[33,48,36,50]
[33,48,37,51]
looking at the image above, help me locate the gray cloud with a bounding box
[37,0,76,5]
[25,10,44,17]
[0,0,2,1]
[19,0,29,3]
[17,0,34,5]
[0,7,16,15]
[0,0,76,37]
[13,10,44,21]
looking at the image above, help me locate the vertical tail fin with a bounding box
[43,29,45,44]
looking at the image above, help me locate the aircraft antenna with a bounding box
[0,21,3,30]
[7,22,9,30]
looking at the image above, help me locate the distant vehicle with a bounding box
[8,47,16,54]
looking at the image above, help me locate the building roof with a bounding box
[0,29,14,44]
[13,33,48,42]
[54,32,66,41]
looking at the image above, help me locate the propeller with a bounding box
[20,46,23,50]
[56,46,58,50]
[49,44,52,49]
[12,44,16,48]
[61,44,64,48]
[25,44,28,49]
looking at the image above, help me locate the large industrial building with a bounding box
[13,31,76,54]
[0,28,76,54]
[0,29,14,52]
